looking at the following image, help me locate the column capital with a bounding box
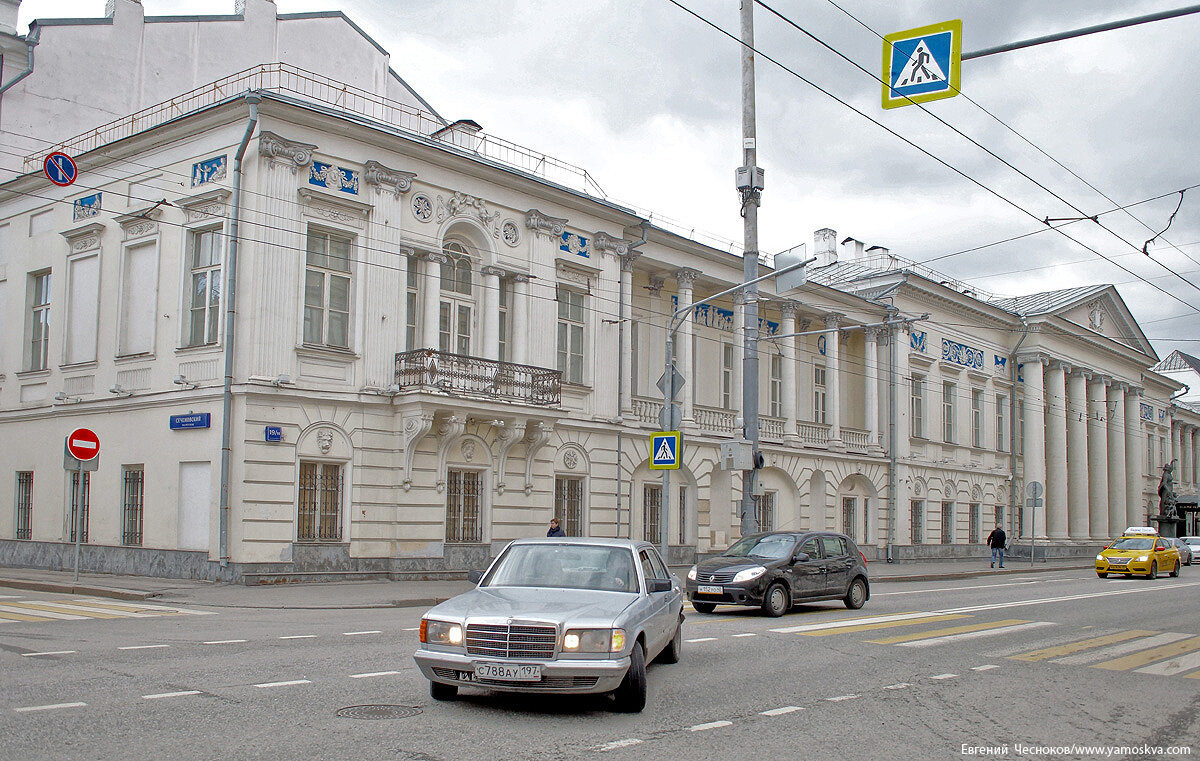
[1088,374,1112,387]
[732,291,749,306]
[593,231,630,256]
[257,130,316,171]
[646,275,665,296]
[778,300,798,320]
[824,312,844,329]
[618,250,642,273]
[511,272,533,285]
[1016,352,1048,367]
[421,250,449,265]
[1051,360,1072,374]
[674,268,701,288]
[480,265,506,278]
[525,208,568,238]
[864,325,881,341]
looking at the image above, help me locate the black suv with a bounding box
[685,531,869,616]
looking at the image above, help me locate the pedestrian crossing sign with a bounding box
[882,19,961,109]
[649,431,682,470]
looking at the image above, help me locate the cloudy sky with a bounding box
[18,1,1200,358]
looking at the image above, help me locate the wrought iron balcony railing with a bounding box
[395,349,561,407]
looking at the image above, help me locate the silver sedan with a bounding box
[413,537,684,712]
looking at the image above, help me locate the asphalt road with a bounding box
[1,570,1198,761]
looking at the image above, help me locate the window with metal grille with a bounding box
[15,472,33,540]
[941,501,955,544]
[862,498,871,544]
[557,287,585,384]
[29,270,51,371]
[122,466,145,546]
[446,469,482,543]
[842,497,857,541]
[68,471,90,543]
[910,374,925,438]
[994,505,1004,531]
[1017,505,1025,538]
[297,461,344,542]
[968,503,980,544]
[679,486,687,545]
[186,228,222,347]
[303,227,352,349]
[642,484,661,543]
[555,476,583,537]
[911,500,924,544]
[753,491,775,532]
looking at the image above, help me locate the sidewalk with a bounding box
[0,557,1092,611]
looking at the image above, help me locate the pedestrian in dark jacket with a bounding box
[547,517,566,537]
[987,525,1007,568]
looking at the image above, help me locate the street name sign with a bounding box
[882,20,962,109]
[649,431,682,470]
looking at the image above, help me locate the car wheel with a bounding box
[430,680,458,701]
[1148,561,1158,580]
[844,577,868,610]
[657,618,682,664]
[761,582,789,618]
[691,601,716,614]
[1169,560,1180,578]
[1097,572,1108,578]
[612,641,647,713]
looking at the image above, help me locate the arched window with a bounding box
[439,241,473,355]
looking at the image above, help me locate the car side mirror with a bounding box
[647,578,672,593]
[467,570,484,584]
[792,552,810,564]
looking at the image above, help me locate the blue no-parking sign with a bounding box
[882,20,962,109]
[649,431,682,471]
[44,152,78,187]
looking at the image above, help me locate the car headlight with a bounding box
[420,618,463,646]
[732,566,767,583]
[563,628,626,653]
[687,565,697,581]
[1136,555,1149,563]
[1096,555,1105,561]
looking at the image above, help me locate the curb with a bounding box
[871,564,1090,583]
[0,578,155,601]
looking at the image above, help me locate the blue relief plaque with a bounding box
[560,232,589,258]
[941,338,984,370]
[191,155,227,186]
[73,192,101,221]
[910,330,927,353]
[310,161,360,194]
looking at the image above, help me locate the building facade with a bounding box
[0,1,1195,580]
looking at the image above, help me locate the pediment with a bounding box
[1054,288,1154,357]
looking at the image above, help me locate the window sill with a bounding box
[296,344,358,362]
[175,344,222,356]
[15,369,51,380]
[59,361,98,372]
[115,352,155,364]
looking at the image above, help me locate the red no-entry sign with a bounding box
[66,427,100,461]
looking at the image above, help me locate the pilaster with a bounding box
[1044,362,1069,539]
[1086,375,1110,540]
[1066,369,1090,539]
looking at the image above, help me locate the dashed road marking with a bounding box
[825,694,859,702]
[204,639,247,645]
[689,720,732,731]
[882,683,911,690]
[971,665,999,671]
[685,637,716,643]
[760,706,803,716]
[596,739,643,752]
[279,635,317,640]
[930,673,957,680]
[731,633,757,638]
[142,691,201,700]
[344,631,381,636]
[14,702,87,713]
[349,671,401,679]
[21,650,76,657]
[253,679,311,688]
[119,644,169,651]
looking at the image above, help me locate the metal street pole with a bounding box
[739,0,762,538]
[73,459,84,583]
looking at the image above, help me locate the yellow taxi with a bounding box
[1096,527,1181,579]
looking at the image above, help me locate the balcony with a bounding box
[395,350,561,407]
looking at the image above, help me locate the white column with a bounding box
[865,327,880,447]
[1045,361,1068,539]
[825,313,843,444]
[420,252,444,351]
[511,273,531,366]
[732,292,745,418]
[1189,427,1198,488]
[1125,389,1145,528]
[480,266,503,361]
[1172,420,1183,476]
[618,252,639,415]
[780,302,798,439]
[1107,383,1127,540]
[1021,356,1048,539]
[676,268,699,425]
[1087,375,1109,540]
[1066,369,1090,539]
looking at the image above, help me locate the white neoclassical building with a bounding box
[0,1,1196,580]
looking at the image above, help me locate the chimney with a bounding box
[0,0,19,36]
[814,228,837,266]
[840,237,865,262]
[432,119,484,151]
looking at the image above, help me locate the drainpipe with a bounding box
[219,93,261,570]
[615,222,649,538]
[1009,316,1031,549]
[886,306,899,562]
[0,25,40,105]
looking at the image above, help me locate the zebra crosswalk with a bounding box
[0,596,213,625]
[769,610,1200,680]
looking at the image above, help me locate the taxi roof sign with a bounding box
[649,431,682,470]
[882,19,962,110]
[1121,526,1159,536]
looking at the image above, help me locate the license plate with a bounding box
[473,662,542,682]
[697,585,722,594]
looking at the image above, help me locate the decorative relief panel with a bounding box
[310,161,360,195]
[62,222,104,255]
[362,160,415,197]
[668,295,778,335]
[993,355,1008,375]
[560,231,589,258]
[73,192,101,222]
[502,220,521,247]
[191,155,227,187]
[1087,299,1106,330]
[910,330,927,353]
[412,194,433,222]
[556,263,592,289]
[437,191,501,237]
[941,338,984,370]
[184,202,226,224]
[1140,402,1154,422]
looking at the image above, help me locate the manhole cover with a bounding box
[337,705,422,720]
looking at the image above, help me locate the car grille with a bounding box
[1107,557,1130,565]
[431,668,597,689]
[465,623,557,659]
[697,569,741,584]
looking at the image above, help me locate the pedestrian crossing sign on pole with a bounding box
[882,19,962,109]
[649,431,682,470]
